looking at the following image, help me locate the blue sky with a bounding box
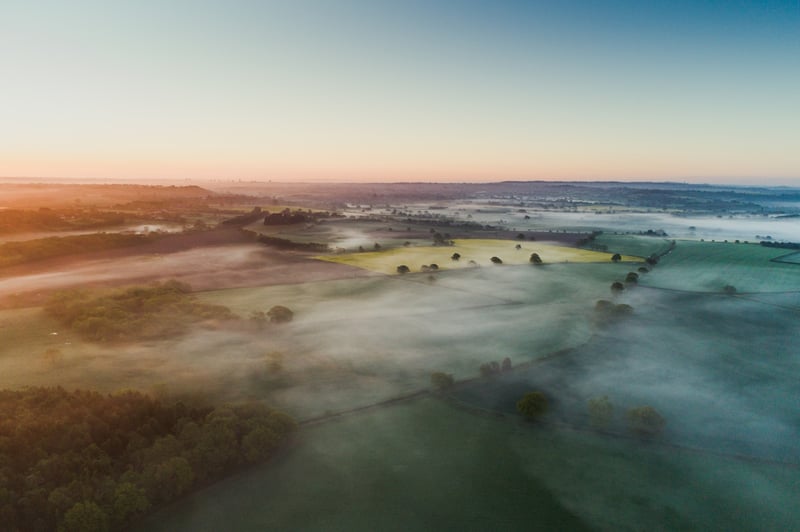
[0,0,798,183]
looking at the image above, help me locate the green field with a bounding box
[642,240,800,292]
[139,397,799,531]
[317,239,642,275]
[589,233,674,258]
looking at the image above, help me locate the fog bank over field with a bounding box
[453,283,800,463]
[0,243,367,305]
[437,206,800,242]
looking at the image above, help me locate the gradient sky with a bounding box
[1,0,798,183]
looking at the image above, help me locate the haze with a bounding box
[1,0,799,183]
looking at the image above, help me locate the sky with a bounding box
[0,0,798,184]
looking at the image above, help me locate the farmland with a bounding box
[317,239,642,275]
[1,181,799,530]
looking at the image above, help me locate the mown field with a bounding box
[316,239,642,275]
[641,240,800,292]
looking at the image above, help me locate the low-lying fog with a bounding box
[0,243,364,303]
[408,203,800,242]
[0,223,184,244]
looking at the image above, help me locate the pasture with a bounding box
[641,240,800,292]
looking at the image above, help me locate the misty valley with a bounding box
[1,181,799,531]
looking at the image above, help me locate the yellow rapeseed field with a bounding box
[317,239,643,274]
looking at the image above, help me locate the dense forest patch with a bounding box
[45,281,237,342]
[0,387,294,532]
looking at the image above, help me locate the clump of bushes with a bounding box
[45,280,237,342]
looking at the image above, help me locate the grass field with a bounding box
[589,234,674,258]
[642,240,800,292]
[138,397,799,531]
[316,239,642,275]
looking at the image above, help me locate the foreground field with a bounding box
[139,397,799,531]
[317,239,642,275]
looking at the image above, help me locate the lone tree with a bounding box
[515,244,522,250]
[517,391,548,420]
[267,305,294,324]
[588,396,613,429]
[723,284,737,295]
[611,253,622,263]
[611,281,625,295]
[451,252,461,261]
[396,265,410,274]
[490,256,503,264]
[430,372,454,390]
[529,253,543,265]
[501,357,512,371]
[627,406,666,437]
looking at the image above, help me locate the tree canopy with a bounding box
[0,387,294,531]
[516,391,548,420]
[45,281,236,342]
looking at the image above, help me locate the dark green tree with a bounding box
[517,392,548,420]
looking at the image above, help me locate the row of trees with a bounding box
[0,233,157,268]
[589,396,666,436]
[0,208,128,234]
[0,387,294,532]
[517,392,666,437]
